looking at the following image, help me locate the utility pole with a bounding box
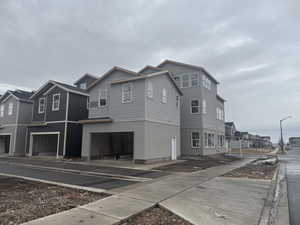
[280,116,292,153]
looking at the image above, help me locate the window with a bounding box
[98,89,108,107]
[87,98,90,110]
[0,105,4,117]
[191,132,201,148]
[217,107,224,120]
[122,83,133,103]
[217,135,225,147]
[191,73,199,87]
[205,132,215,148]
[162,88,167,103]
[176,96,180,108]
[202,100,207,114]
[80,83,87,89]
[8,103,13,115]
[147,81,153,98]
[182,74,189,88]
[52,94,60,111]
[38,98,45,114]
[174,76,180,84]
[190,99,200,114]
[202,75,211,90]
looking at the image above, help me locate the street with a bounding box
[281,148,300,225]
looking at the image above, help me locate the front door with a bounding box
[171,137,177,160]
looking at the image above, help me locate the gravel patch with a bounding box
[118,206,192,225]
[0,176,109,225]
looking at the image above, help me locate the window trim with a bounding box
[161,88,167,104]
[52,94,60,111]
[204,132,215,148]
[122,83,133,104]
[181,74,190,88]
[38,97,46,114]
[0,105,4,117]
[147,81,153,98]
[191,131,201,148]
[98,89,108,108]
[202,100,207,114]
[8,103,13,116]
[80,83,87,89]
[190,99,201,114]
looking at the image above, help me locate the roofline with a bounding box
[157,59,219,84]
[216,94,226,102]
[138,65,164,74]
[111,70,183,96]
[87,66,141,91]
[73,73,98,85]
[30,80,89,99]
[0,90,34,103]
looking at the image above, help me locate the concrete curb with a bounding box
[257,163,290,225]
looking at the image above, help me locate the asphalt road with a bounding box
[281,148,300,225]
[0,159,166,191]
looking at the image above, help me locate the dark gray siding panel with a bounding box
[45,87,67,121]
[65,123,83,157]
[68,93,88,121]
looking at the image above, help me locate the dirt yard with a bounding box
[155,154,240,172]
[223,159,278,179]
[118,206,192,225]
[231,148,273,155]
[0,176,108,225]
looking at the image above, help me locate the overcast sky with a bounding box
[0,0,299,142]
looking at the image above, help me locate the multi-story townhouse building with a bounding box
[0,90,33,156]
[26,80,89,158]
[80,66,182,163]
[139,60,227,156]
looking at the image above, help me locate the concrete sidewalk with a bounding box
[23,158,270,225]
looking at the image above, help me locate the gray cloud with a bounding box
[0,0,299,142]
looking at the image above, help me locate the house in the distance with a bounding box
[0,90,34,156]
[289,137,300,149]
[74,73,98,90]
[26,80,89,158]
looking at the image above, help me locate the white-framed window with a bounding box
[217,135,225,147]
[80,83,87,89]
[182,74,189,88]
[98,89,108,107]
[0,105,4,117]
[87,98,90,110]
[147,81,153,98]
[190,99,200,114]
[38,97,45,114]
[176,96,180,108]
[190,73,199,87]
[8,103,13,115]
[122,83,133,103]
[191,132,201,148]
[202,75,211,90]
[205,132,215,148]
[217,107,224,120]
[162,88,167,103]
[202,100,207,114]
[52,94,60,111]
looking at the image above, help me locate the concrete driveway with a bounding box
[0,157,167,191]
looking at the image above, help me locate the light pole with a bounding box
[280,116,292,153]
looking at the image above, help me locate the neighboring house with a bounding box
[152,60,227,155]
[80,66,182,163]
[74,73,98,90]
[225,122,237,140]
[26,80,89,158]
[289,137,300,149]
[0,90,34,156]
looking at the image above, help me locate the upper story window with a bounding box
[202,75,211,90]
[190,99,200,114]
[181,73,199,88]
[217,107,224,120]
[191,132,201,148]
[122,83,133,103]
[99,89,108,107]
[80,83,87,89]
[8,103,13,116]
[176,96,180,108]
[38,98,45,114]
[202,100,207,114]
[52,94,60,111]
[162,88,167,104]
[147,81,153,98]
[0,105,4,117]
